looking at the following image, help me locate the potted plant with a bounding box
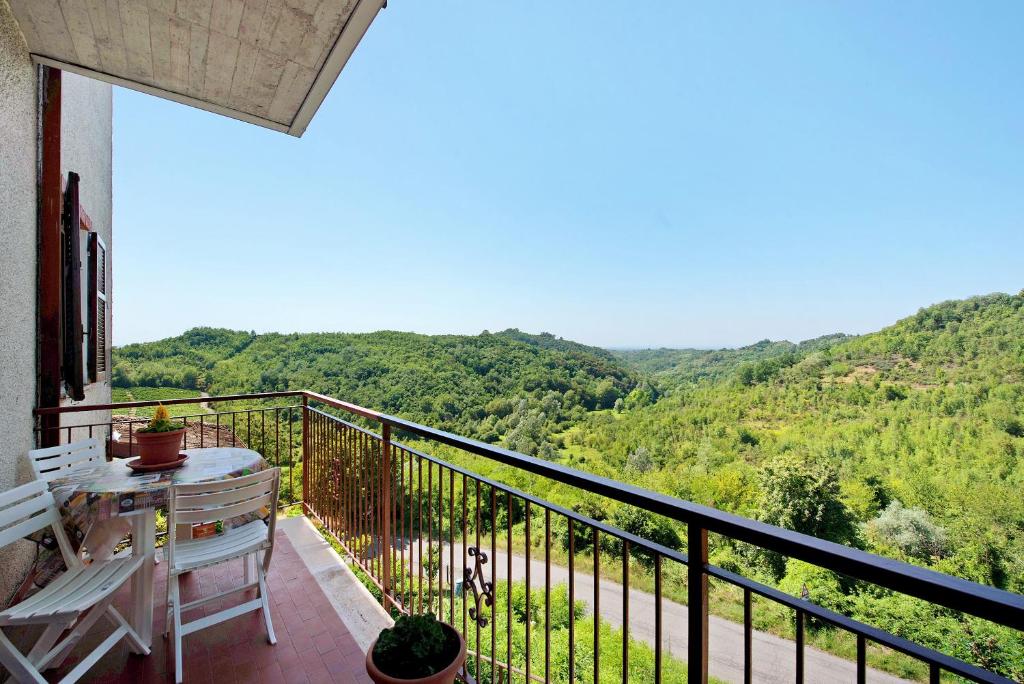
[366,613,466,684]
[134,405,186,466]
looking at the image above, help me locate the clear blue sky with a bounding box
[113,1,1024,348]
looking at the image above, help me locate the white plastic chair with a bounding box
[27,437,139,563]
[27,438,103,483]
[164,468,280,684]
[0,479,148,683]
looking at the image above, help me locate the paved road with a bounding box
[392,540,907,684]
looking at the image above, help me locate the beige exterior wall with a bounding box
[0,0,113,605]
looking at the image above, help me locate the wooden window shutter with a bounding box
[87,232,108,381]
[61,172,85,401]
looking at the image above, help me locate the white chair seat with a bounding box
[0,556,143,625]
[169,521,270,574]
[0,479,148,683]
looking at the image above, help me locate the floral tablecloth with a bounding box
[16,448,266,600]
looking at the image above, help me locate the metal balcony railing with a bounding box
[35,391,1024,683]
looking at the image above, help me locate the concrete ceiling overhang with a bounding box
[9,0,385,137]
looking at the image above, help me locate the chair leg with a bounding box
[256,564,276,645]
[0,628,48,684]
[105,606,149,655]
[164,566,173,638]
[26,622,65,667]
[36,595,117,672]
[172,575,184,684]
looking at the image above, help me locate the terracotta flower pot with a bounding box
[366,623,466,684]
[134,428,185,466]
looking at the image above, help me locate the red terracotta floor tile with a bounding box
[1,530,366,683]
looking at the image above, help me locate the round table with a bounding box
[44,447,267,651]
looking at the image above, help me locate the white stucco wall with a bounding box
[60,71,114,433]
[0,0,113,605]
[0,0,40,605]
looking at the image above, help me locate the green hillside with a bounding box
[113,328,637,439]
[113,292,1024,678]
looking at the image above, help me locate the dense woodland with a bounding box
[113,292,1024,679]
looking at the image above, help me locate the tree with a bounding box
[625,447,654,474]
[594,379,620,409]
[755,453,858,577]
[865,501,948,560]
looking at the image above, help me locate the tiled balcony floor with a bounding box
[5,530,372,684]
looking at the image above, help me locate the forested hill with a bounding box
[113,328,637,437]
[612,333,854,385]
[113,293,1024,674]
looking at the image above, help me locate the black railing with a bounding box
[36,391,1024,683]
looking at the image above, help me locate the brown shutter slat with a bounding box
[87,233,108,381]
[61,172,85,401]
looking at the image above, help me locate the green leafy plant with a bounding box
[137,404,184,433]
[372,613,458,679]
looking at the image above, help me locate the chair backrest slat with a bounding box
[0,508,62,549]
[0,479,47,509]
[175,480,275,510]
[167,469,280,561]
[28,438,102,482]
[0,480,78,565]
[173,493,275,526]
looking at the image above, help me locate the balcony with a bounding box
[25,391,1024,683]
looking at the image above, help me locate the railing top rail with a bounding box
[33,391,305,415]
[312,395,1024,632]
[37,390,1024,632]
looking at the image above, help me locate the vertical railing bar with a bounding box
[688,524,709,684]
[215,412,221,447]
[403,448,411,610]
[288,408,293,504]
[427,460,434,617]
[930,663,940,684]
[449,468,455,625]
[404,449,410,609]
[744,587,752,684]
[655,553,663,684]
[358,429,364,568]
[506,491,512,679]
[346,423,354,552]
[475,479,482,680]
[856,634,866,684]
[399,445,406,608]
[525,500,532,684]
[622,539,629,684]
[439,463,446,622]
[334,421,342,542]
[594,527,600,684]
[490,485,497,684]
[275,406,280,469]
[544,508,551,684]
[568,517,575,684]
[231,412,237,449]
[301,397,308,517]
[418,451,424,614]
[462,474,468,651]
[796,608,805,684]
